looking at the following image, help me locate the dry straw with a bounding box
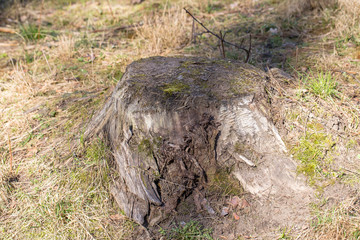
[282,0,360,37]
[135,4,191,55]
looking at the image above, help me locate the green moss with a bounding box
[229,72,257,96]
[161,81,190,96]
[307,121,324,131]
[346,139,357,150]
[137,137,163,159]
[234,141,246,153]
[138,139,153,156]
[292,132,336,185]
[208,167,243,196]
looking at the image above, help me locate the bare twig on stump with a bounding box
[184,8,251,63]
[219,31,226,58]
[191,19,195,43]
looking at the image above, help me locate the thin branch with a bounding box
[219,31,225,58]
[191,19,195,43]
[184,8,251,63]
[193,31,209,38]
[247,34,252,63]
[91,23,143,33]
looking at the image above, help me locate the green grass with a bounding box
[19,24,47,42]
[303,72,340,99]
[159,220,214,240]
[0,53,8,59]
[278,227,293,239]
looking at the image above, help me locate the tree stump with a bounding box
[85,56,311,228]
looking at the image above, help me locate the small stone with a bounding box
[269,28,278,35]
[221,206,229,216]
[201,198,215,215]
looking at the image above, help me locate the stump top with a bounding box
[117,56,267,109]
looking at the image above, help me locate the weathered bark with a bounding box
[85,56,311,227]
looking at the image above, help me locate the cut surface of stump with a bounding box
[85,56,312,235]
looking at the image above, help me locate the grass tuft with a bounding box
[303,71,340,99]
[159,220,214,240]
[19,24,57,42]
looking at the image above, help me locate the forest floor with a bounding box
[1,0,360,239]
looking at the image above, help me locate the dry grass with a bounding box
[335,0,360,37]
[0,137,135,239]
[302,196,360,240]
[282,0,337,16]
[56,35,76,60]
[0,1,139,238]
[8,62,37,95]
[134,4,191,55]
[282,0,360,37]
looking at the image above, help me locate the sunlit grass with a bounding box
[303,71,340,99]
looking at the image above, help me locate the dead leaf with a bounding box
[233,212,240,220]
[240,198,251,209]
[228,196,241,208]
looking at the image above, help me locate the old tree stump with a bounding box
[85,57,311,233]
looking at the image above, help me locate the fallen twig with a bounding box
[0,42,18,47]
[0,27,16,34]
[91,23,143,33]
[184,8,251,63]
